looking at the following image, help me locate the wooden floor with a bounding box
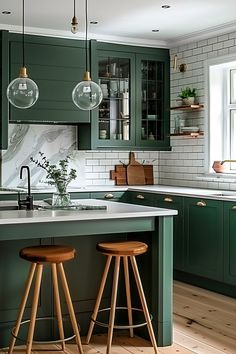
[1,281,236,354]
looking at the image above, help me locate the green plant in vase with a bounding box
[30,152,77,207]
[178,87,197,105]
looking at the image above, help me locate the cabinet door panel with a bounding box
[223,202,236,285]
[184,198,223,281]
[9,35,89,123]
[153,194,184,271]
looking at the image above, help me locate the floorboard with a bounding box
[1,281,235,354]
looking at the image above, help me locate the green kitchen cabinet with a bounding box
[7,32,90,124]
[78,42,170,151]
[223,201,236,285]
[152,193,184,271]
[184,197,224,281]
[126,190,155,206]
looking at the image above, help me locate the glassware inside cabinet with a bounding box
[98,56,130,141]
[141,59,164,141]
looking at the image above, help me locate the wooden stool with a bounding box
[86,241,158,354]
[8,245,83,354]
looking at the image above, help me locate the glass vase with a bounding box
[52,182,71,207]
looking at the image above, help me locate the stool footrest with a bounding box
[91,306,153,329]
[11,316,76,345]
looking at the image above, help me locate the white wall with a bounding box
[159,30,236,191]
[3,31,236,190]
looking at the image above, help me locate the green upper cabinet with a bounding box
[135,53,170,150]
[7,33,90,124]
[184,197,224,281]
[78,41,170,150]
[223,201,236,285]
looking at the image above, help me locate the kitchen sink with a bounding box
[0,204,42,211]
[211,191,236,198]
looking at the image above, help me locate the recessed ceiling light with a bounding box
[152,29,159,32]
[162,5,170,9]
[90,21,98,25]
[2,10,11,15]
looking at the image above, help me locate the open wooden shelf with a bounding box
[170,104,204,111]
[170,131,204,137]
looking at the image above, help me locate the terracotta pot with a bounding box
[212,161,227,173]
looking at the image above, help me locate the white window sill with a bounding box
[196,173,236,182]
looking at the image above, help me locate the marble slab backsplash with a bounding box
[0,124,160,189]
[1,124,86,189]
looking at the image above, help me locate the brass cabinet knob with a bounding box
[196,200,206,207]
[136,194,145,200]
[232,205,236,210]
[104,193,114,199]
[164,197,173,203]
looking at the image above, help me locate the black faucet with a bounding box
[18,165,34,210]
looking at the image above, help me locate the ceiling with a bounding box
[1,0,236,48]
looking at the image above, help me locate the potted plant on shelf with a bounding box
[178,87,197,105]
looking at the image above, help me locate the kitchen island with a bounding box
[0,199,177,348]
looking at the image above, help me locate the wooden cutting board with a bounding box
[127,152,146,185]
[110,165,127,185]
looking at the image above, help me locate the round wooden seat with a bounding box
[9,244,83,354]
[96,241,148,256]
[20,245,76,263]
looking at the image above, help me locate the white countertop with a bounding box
[1,184,236,200]
[0,199,177,225]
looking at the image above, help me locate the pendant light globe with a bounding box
[7,67,39,109]
[72,0,103,110]
[72,71,103,110]
[6,0,39,109]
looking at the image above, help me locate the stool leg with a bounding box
[8,263,37,354]
[51,263,66,351]
[130,256,159,354]
[26,263,43,354]
[57,262,83,354]
[86,255,112,344]
[123,256,134,338]
[107,256,120,354]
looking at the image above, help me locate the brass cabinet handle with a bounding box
[164,197,173,203]
[136,194,145,200]
[232,205,236,210]
[104,193,114,199]
[196,200,206,207]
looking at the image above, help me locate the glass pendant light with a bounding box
[72,0,103,110]
[71,0,78,34]
[7,0,39,109]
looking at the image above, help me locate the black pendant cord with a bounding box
[22,0,25,67]
[85,0,88,72]
[73,0,76,17]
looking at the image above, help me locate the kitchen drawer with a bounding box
[91,191,126,202]
[126,191,154,206]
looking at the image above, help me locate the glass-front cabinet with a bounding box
[136,54,170,149]
[78,42,170,150]
[99,57,130,141]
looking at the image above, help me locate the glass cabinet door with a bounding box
[98,55,132,144]
[140,59,164,142]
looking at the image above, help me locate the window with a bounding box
[208,56,236,173]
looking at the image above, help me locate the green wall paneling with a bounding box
[183,197,224,281]
[0,30,9,150]
[8,33,90,124]
[223,201,236,285]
